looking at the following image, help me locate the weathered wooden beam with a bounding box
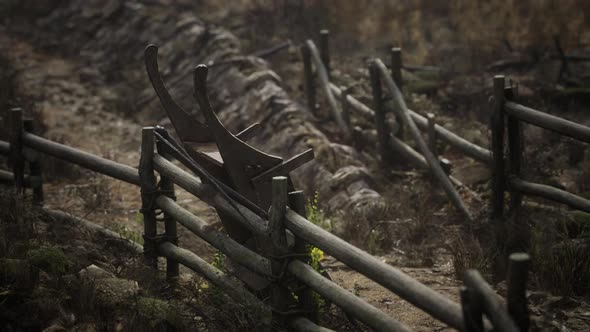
[369,62,393,164]
[158,242,266,311]
[427,113,437,156]
[0,170,41,188]
[288,260,412,332]
[153,154,268,235]
[301,44,316,112]
[284,209,464,329]
[507,253,530,332]
[373,59,472,220]
[22,132,140,185]
[328,83,493,164]
[463,270,519,332]
[319,29,331,78]
[306,40,349,136]
[156,140,179,281]
[10,108,25,194]
[506,88,522,215]
[139,127,158,268]
[156,195,271,278]
[505,101,590,144]
[290,317,334,332]
[508,177,590,213]
[390,47,403,91]
[24,119,43,206]
[460,286,484,332]
[491,76,506,219]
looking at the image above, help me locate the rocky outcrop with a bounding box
[8,0,386,221]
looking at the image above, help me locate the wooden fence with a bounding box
[300,30,590,220]
[0,102,532,329]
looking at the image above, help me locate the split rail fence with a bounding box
[300,30,590,221]
[1,95,532,329]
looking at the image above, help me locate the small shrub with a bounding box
[449,236,492,280]
[306,192,331,231]
[26,245,70,276]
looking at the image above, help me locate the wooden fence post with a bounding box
[390,47,403,91]
[369,62,393,165]
[267,176,293,327]
[506,86,522,215]
[139,127,158,269]
[156,137,179,281]
[427,113,437,156]
[319,29,330,78]
[301,44,316,112]
[23,119,43,206]
[289,190,317,322]
[391,47,404,139]
[341,86,351,130]
[459,286,484,332]
[507,253,530,332]
[9,108,24,195]
[491,75,506,220]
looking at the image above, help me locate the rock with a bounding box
[78,264,114,280]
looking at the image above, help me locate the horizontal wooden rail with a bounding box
[290,317,335,332]
[0,140,9,155]
[155,195,272,277]
[328,83,493,164]
[509,177,590,213]
[153,154,269,235]
[288,260,411,332]
[22,133,140,185]
[0,169,41,188]
[464,270,519,332]
[158,242,266,310]
[284,210,464,329]
[505,101,590,144]
[155,152,464,328]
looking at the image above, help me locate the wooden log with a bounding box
[369,63,393,164]
[0,170,41,188]
[289,190,316,321]
[9,108,24,194]
[284,210,464,329]
[0,140,9,155]
[22,132,140,185]
[508,177,590,213]
[427,113,437,156]
[319,30,331,78]
[463,270,519,332]
[504,101,590,144]
[390,47,403,91]
[158,242,266,311]
[266,176,292,325]
[506,88,522,215]
[288,260,412,332]
[507,253,530,332]
[460,286,484,332]
[153,154,268,235]
[24,119,43,206]
[492,76,506,219]
[156,141,179,281]
[328,83,493,164]
[373,59,472,220]
[155,195,271,277]
[290,317,334,332]
[139,127,158,268]
[306,40,349,136]
[301,44,316,112]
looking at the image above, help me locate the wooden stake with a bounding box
[390,47,403,91]
[492,75,506,219]
[427,113,437,156]
[156,137,179,281]
[301,44,316,112]
[369,62,393,165]
[9,108,24,195]
[24,119,43,206]
[507,253,530,332]
[139,127,158,269]
[459,286,484,332]
[319,29,330,78]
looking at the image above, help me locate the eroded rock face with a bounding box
[18,0,385,223]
